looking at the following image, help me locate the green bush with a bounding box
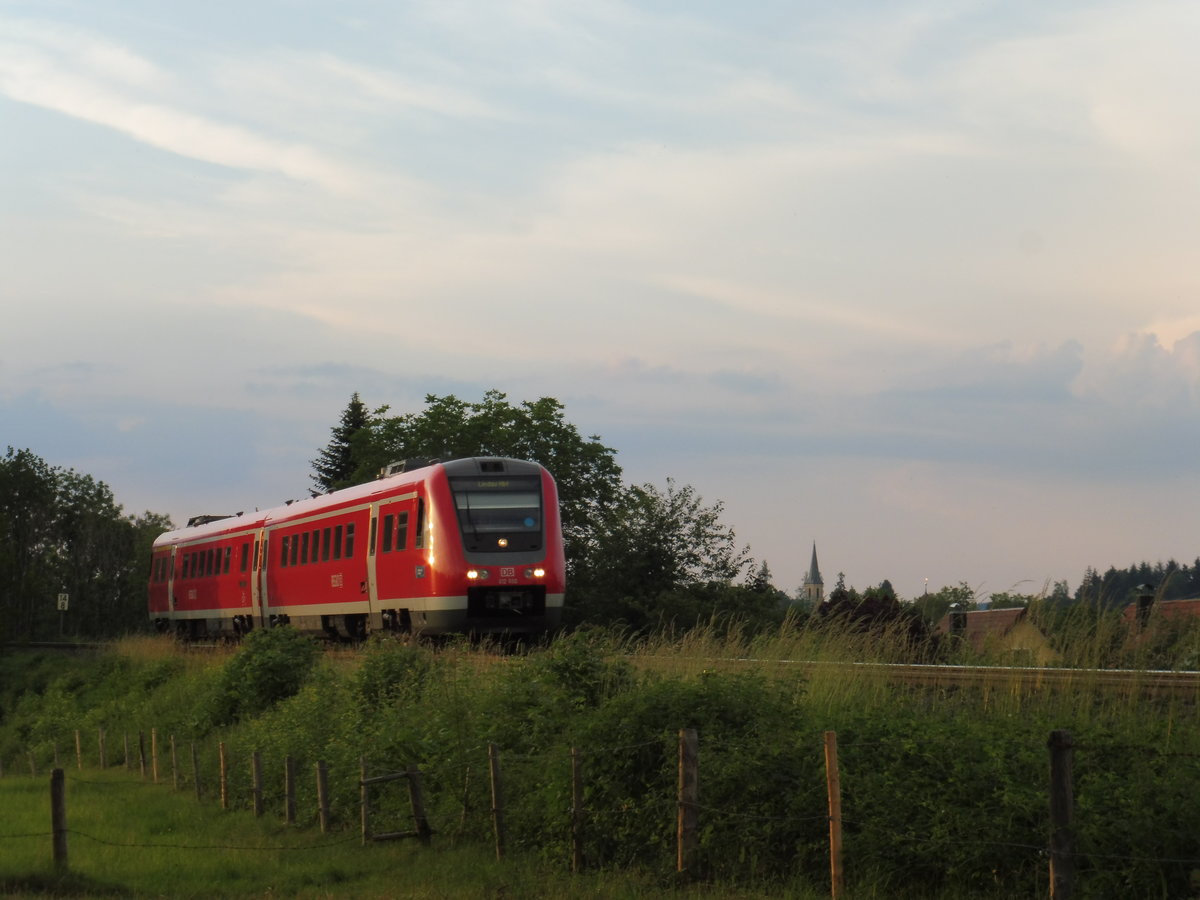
[351,637,432,705]
[204,627,320,726]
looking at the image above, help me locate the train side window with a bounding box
[240,542,250,573]
[182,554,190,579]
[254,539,261,570]
[280,536,290,567]
[289,532,299,566]
[333,525,343,560]
[223,546,232,574]
[204,549,213,577]
[345,523,355,557]
[322,527,331,562]
[395,511,409,550]
[381,515,394,553]
[368,517,377,556]
[415,499,425,549]
[312,529,321,563]
[301,532,310,565]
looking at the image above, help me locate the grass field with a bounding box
[3,622,1200,898]
[0,765,833,899]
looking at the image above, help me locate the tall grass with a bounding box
[4,618,1200,898]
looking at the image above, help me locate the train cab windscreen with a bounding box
[450,475,543,552]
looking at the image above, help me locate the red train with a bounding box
[148,457,565,640]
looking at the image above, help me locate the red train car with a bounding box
[148,457,565,639]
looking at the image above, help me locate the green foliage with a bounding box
[912,581,977,626]
[0,447,172,641]
[7,623,1200,897]
[310,392,371,493]
[205,627,321,726]
[345,391,623,573]
[351,636,432,705]
[569,479,766,632]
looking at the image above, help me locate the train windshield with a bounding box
[450,475,543,552]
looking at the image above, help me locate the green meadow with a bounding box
[2,620,1198,898]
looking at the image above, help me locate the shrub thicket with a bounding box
[3,626,1199,898]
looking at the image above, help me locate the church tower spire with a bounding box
[803,542,824,604]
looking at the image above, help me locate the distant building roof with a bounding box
[1121,597,1200,624]
[936,607,1028,651]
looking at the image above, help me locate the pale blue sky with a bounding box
[3,1,1199,598]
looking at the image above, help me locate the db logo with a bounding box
[501,567,515,578]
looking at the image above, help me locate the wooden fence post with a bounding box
[138,731,147,779]
[407,764,432,845]
[192,742,202,801]
[1049,730,1075,899]
[219,742,229,810]
[285,756,297,824]
[74,730,82,771]
[360,757,370,845]
[170,736,179,790]
[29,752,37,777]
[151,729,159,783]
[571,746,584,873]
[677,728,699,879]
[824,730,844,900]
[488,743,506,860]
[50,768,68,873]
[317,761,331,833]
[252,751,264,816]
[123,732,130,770]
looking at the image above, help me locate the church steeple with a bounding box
[803,542,824,604]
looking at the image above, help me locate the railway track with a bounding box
[636,655,1200,695]
[7,640,1199,695]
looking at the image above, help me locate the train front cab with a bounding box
[413,457,565,636]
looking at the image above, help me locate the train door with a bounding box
[373,495,419,608]
[168,546,177,615]
[366,505,379,609]
[253,528,267,626]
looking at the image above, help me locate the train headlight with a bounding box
[468,569,490,580]
[497,538,509,549]
[524,567,546,579]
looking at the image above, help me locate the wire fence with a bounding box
[4,724,1200,897]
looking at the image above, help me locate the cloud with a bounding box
[1079,330,1200,410]
[0,17,358,191]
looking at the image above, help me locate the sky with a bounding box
[2,0,1199,601]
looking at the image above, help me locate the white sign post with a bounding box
[57,593,68,636]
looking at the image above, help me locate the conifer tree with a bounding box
[311,393,370,493]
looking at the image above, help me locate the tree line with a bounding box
[5,390,1197,642]
[311,391,789,632]
[0,447,170,641]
